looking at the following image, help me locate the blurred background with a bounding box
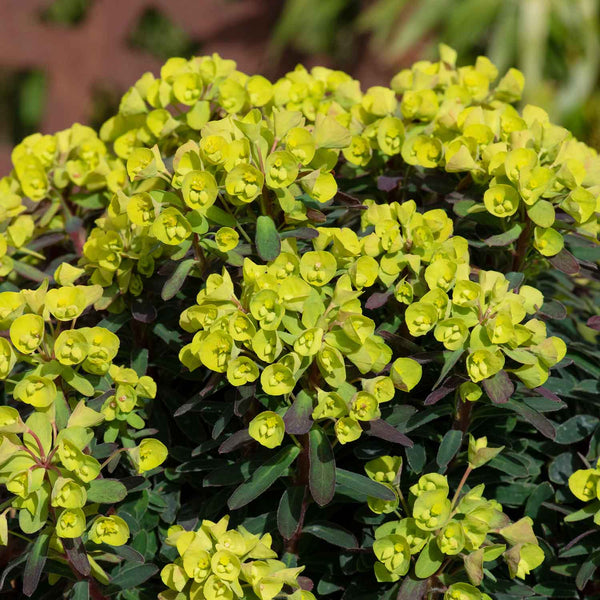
[2,0,600,175]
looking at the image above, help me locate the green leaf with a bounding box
[13,261,48,282]
[256,215,281,261]
[433,349,464,389]
[277,486,305,539]
[335,468,396,501]
[86,479,128,503]
[71,581,89,600]
[161,258,196,301]
[205,205,237,227]
[414,538,444,578]
[108,563,158,590]
[130,347,149,377]
[485,223,523,247]
[23,528,50,597]
[405,444,427,474]
[228,445,300,510]
[555,415,599,445]
[309,426,335,506]
[60,366,94,396]
[436,429,463,471]
[564,500,600,522]
[576,550,600,591]
[525,482,554,519]
[303,521,357,548]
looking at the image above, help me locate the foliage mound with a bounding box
[1,45,600,600]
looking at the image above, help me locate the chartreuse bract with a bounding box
[0,43,596,599]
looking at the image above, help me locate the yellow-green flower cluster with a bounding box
[0,404,165,546]
[178,241,421,447]
[567,460,600,525]
[392,46,600,256]
[356,198,566,388]
[0,274,168,560]
[0,124,125,278]
[373,470,544,587]
[159,515,312,600]
[0,281,155,430]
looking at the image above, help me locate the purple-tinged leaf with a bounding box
[505,398,556,440]
[534,386,563,405]
[219,429,252,454]
[587,315,600,331]
[280,227,319,240]
[365,419,413,447]
[365,290,392,310]
[284,391,314,435]
[549,249,580,275]
[131,298,157,323]
[377,176,401,192]
[483,370,514,404]
[23,529,50,597]
[63,537,90,577]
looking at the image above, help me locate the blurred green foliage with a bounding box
[128,7,200,61]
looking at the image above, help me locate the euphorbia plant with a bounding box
[1,44,600,599]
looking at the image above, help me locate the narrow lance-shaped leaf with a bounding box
[228,445,300,510]
[308,426,335,506]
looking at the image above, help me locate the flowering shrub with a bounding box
[1,45,600,599]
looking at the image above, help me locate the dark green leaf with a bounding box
[575,550,600,590]
[525,482,554,519]
[228,445,300,510]
[277,486,305,540]
[303,521,357,549]
[433,349,464,389]
[71,581,89,600]
[405,444,427,474]
[86,479,128,503]
[109,563,158,590]
[436,430,463,471]
[555,415,599,445]
[335,468,396,501]
[309,426,335,506]
[256,215,281,261]
[161,258,196,301]
[280,227,319,239]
